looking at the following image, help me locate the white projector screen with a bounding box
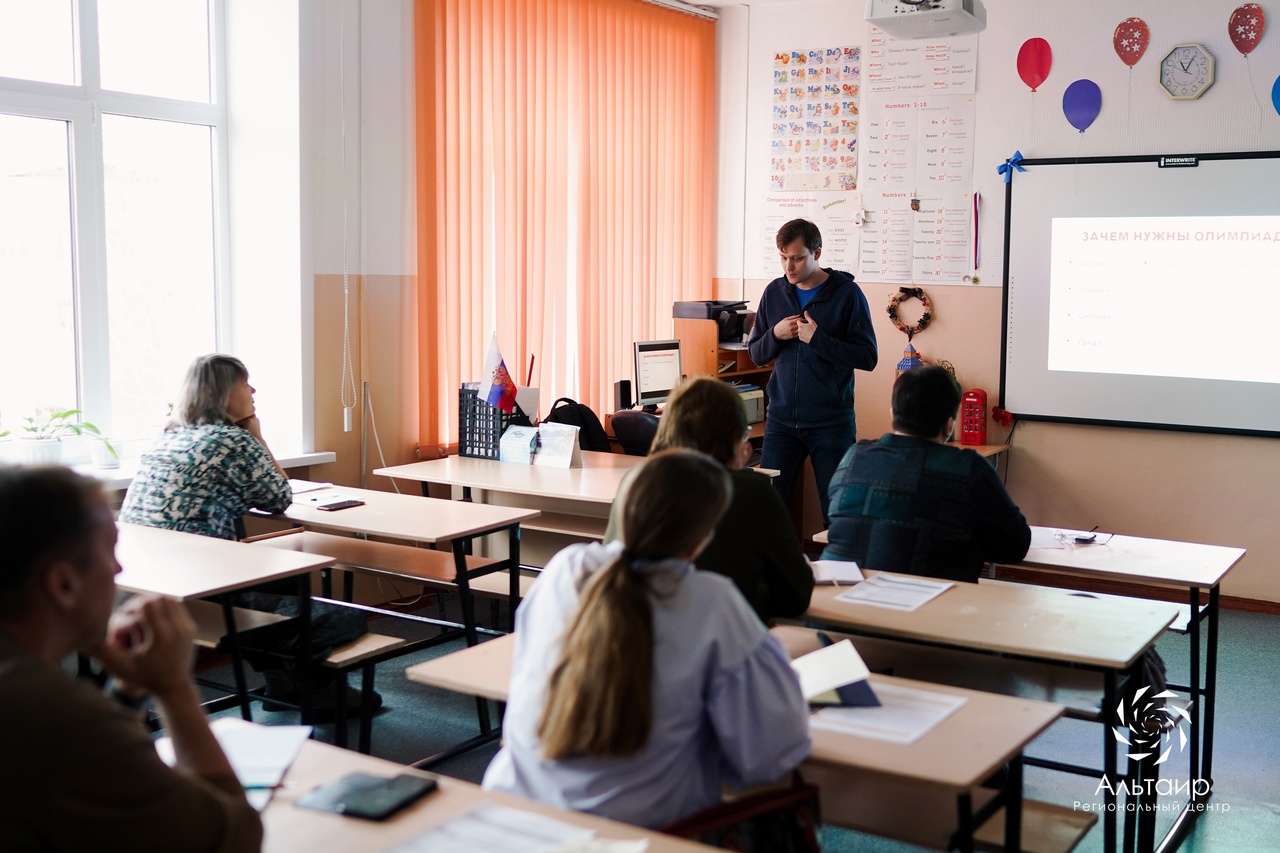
[1002,151,1280,437]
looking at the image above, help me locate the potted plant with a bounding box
[12,409,117,467]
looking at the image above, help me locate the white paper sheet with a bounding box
[154,718,311,809]
[289,479,334,494]
[810,682,967,744]
[810,559,864,585]
[1029,526,1067,549]
[833,573,951,611]
[790,639,871,701]
[384,803,594,853]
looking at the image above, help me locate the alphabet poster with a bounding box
[769,46,861,193]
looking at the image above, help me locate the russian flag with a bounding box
[483,332,519,414]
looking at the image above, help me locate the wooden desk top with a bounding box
[115,523,334,601]
[1021,527,1245,591]
[806,574,1177,670]
[285,485,540,544]
[376,452,643,505]
[263,737,718,852]
[406,632,1062,792]
[943,442,1010,458]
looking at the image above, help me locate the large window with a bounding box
[0,0,224,452]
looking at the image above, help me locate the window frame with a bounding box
[0,0,229,448]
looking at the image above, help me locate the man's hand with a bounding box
[88,596,197,703]
[772,314,802,341]
[797,311,819,344]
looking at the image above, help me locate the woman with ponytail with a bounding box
[482,449,810,828]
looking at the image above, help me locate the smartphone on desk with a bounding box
[308,495,366,511]
[339,774,438,820]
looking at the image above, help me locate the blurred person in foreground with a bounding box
[0,464,261,852]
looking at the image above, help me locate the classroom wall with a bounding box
[305,0,420,489]
[298,0,1280,602]
[715,0,1280,603]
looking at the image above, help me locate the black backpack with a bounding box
[542,397,611,453]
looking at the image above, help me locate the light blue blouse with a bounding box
[482,540,811,829]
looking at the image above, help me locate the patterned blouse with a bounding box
[120,423,293,541]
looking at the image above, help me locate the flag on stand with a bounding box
[483,332,519,414]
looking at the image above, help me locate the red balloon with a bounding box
[1017,38,1052,92]
[1113,17,1150,67]
[1229,3,1266,57]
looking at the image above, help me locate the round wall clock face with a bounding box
[1160,43,1214,100]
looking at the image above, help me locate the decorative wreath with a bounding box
[887,286,932,340]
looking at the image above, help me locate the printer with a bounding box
[673,300,754,342]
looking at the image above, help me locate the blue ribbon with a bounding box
[997,150,1026,183]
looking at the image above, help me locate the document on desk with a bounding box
[1029,526,1067,549]
[289,478,334,494]
[385,803,597,853]
[810,682,967,744]
[811,559,864,585]
[834,573,952,611]
[155,718,311,809]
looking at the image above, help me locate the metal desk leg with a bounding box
[1123,748,1139,853]
[452,539,479,647]
[508,524,522,632]
[220,599,254,720]
[1005,756,1023,853]
[1137,750,1159,853]
[1202,585,1220,792]
[296,573,314,726]
[1187,585,1202,789]
[954,791,975,853]
[1103,669,1118,853]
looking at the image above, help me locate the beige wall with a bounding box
[311,273,420,491]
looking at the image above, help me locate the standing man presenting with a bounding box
[749,218,878,524]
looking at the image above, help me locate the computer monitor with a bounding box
[633,339,683,412]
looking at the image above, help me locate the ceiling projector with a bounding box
[865,0,987,39]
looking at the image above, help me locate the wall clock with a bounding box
[1159,43,1214,100]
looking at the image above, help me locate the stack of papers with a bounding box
[386,803,600,853]
[834,574,952,612]
[289,479,334,494]
[811,682,967,744]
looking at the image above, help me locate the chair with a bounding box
[611,409,660,456]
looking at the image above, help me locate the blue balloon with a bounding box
[1063,79,1102,133]
[1272,75,1280,116]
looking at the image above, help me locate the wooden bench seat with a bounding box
[975,800,1097,853]
[185,599,405,753]
[186,599,406,669]
[251,530,502,586]
[250,531,537,630]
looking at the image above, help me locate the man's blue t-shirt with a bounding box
[795,282,823,312]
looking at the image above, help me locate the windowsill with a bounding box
[75,450,338,493]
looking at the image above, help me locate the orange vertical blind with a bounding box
[416,0,716,449]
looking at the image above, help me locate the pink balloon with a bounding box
[1229,4,1266,56]
[1017,38,1052,92]
[1113,17,1150,68]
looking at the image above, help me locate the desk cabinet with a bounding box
[675,317,771,385]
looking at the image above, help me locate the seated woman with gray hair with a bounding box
[121,354,372,720]
[121,353,291,540]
